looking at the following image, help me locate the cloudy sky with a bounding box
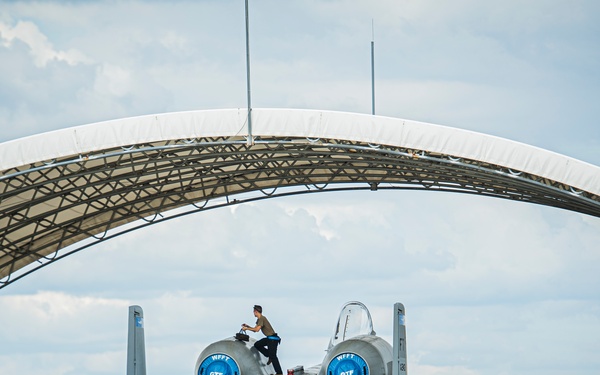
[1,1,599,375]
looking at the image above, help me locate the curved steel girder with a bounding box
[1,136,599,288]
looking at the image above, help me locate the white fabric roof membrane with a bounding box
[1,108,599,196]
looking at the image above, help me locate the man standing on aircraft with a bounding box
[242,305,283,375]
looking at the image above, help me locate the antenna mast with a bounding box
[371,20,375,115]
[245,0,253,144]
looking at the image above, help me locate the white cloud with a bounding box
[94,63,133,98]
[0,291,129,342]
[159,31,189,54]
[0,20,90,68]
[410,363,480,375]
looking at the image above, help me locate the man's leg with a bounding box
[254,337,270,358]
[267,339,282,374]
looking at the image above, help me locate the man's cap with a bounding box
[253,305,262,313]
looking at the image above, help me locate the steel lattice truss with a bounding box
[1,135,599,288]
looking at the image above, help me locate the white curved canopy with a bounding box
[1,108,599,288]
[2,108,598,195]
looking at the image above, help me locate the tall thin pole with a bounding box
[371,20,375,116]
[245,0,253,144]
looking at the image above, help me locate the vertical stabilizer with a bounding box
[127,305,147,375]
[392,302,407,375]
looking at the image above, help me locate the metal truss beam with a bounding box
[1,136,599,289]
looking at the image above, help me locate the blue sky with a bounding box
[0,1,599,375]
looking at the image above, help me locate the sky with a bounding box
[0,1,599,375]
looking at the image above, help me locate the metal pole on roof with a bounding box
[245,0,253,145]
[371,19,375,116]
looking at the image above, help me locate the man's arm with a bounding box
[241,323,262,333]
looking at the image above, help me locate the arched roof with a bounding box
[1,108,599,287]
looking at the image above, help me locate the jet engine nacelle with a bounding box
[318,335,393,375]
[194,337,272,375]
[194,301,403,375]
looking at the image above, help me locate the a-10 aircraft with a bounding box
[192,301,408,375]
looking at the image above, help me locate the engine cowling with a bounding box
[319,335,392,375]
[194,337,271,375]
